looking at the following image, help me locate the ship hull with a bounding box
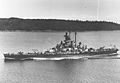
[4,50,118,60]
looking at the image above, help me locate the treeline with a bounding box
[0,17,119,31]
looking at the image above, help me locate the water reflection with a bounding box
[4,59,33,62]
[1,59,120,83]
[53,60,86,83]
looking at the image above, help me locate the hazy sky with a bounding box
[0,0,120,23]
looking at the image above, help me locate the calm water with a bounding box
[0,31,120,83]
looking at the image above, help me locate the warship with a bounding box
[4,32,119,60]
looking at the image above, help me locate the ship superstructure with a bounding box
[44,32,118,55]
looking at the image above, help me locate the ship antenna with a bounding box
[75,32,77,47]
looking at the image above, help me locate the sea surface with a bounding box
[0,31,120,83]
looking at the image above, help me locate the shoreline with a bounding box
[0,29,120,32]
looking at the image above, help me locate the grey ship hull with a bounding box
[4,50,118,60]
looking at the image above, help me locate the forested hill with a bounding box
[0,17,120,31]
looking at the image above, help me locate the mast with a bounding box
[69,31,71,39]
[75,32,77,47]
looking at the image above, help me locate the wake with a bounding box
[33,56,87,61]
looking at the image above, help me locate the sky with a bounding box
[0,0,120,23]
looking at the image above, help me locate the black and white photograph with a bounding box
[0,0,120,83]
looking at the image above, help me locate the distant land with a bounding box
[0,17,120,31]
